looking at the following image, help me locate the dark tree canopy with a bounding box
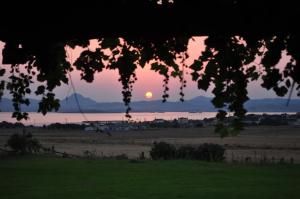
[0,0,299,136]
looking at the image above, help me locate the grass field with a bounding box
[1,157,300,199]
[1,126,300,162]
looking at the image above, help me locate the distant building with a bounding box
[177,117,189,125]
[83,121,116,132]
[84,126,95,131]
[203,118,217,126]
[293,119,300,126]
[152,119,166,124]
[243,114,261,125]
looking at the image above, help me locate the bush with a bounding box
[83,150,97,159]
[176,146,195,159]
[6,130,41,154]
[194,143,225,162]
[0,121,24,129]
[150,142,225,162]
[150,142,176,160]
[115,153,129,160]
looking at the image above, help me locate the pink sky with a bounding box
[0,38,294,102]
[60,37,209,102]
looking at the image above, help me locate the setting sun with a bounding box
[145,91,153,99]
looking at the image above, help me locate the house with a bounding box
[178,117,189,125]
[152,119,166,124]
[84,126,95,131]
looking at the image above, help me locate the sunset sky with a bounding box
[0,38,294,102]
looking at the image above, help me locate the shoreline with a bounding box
[1,112,299,127]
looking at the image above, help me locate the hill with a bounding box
[1,93,300,113]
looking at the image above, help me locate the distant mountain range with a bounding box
[1,93,300,113]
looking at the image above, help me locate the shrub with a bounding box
[115,153,129,160]
[150,142,176,160]
[0,121,24,129]
[176,146,195,159]
[6,130,41,154]
[150,142,225,162]
[139,151,146,160]
[83,150,97,159]
[194,143,225,162]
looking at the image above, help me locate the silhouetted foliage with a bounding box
[150,142,176,160]
[0,0,299,136]
[0,121,24,129]
[6,130,41,154]
[150,142,225,161]
[176,146,195,159]
[193,143,225,162]
[259,117,288,126]
[46,123,84,129]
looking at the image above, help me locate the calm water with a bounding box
[0,112,296,126]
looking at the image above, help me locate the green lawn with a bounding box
[0,156,300,199]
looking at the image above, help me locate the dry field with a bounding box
[1,126,300,163]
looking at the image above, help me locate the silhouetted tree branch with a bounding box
[0,0,299,136]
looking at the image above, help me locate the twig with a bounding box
[286,80,295,106]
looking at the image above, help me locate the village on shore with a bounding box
[83,113,300,132]
[1,113,300,133]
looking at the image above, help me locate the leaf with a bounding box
[216,110,227,120]
[212,96,225,108]
[151,63,168,75]
[215,122,229,137]
[197,77,210,91]
[25,88,31,94]
[101,38,120,49]
[38,93,60,115]
[273,86,288,97]
[0,68,5,76]
[171,71,179,77]
[35,85,45,95]
[285,79,291,87]
[24,99,30,106]
[191,72,199,81]
[190,60,203,71]
[261,37,285,68]
[246,65,259,81]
